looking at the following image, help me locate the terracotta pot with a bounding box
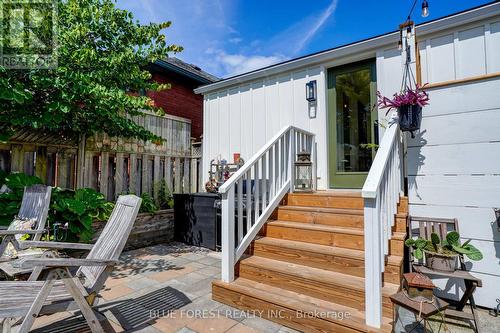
[424,251,458,272]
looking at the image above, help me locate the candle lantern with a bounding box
[294,151,313,192]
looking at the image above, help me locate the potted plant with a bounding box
[405,231,483,272]
[377,86,429,137]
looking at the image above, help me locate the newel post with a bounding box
[221,186,235,282]
[364,196,383,328]
[289,128,296,193]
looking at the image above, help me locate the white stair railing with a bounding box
[361,118,403,328]
[219,125,316,282]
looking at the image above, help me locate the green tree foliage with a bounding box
[0,0,182,142]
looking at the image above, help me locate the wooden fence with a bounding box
[0,112,200,200]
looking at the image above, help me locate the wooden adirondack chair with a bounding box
[0,194,142,333]
[0,185,52,259]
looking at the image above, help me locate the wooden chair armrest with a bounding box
[0,229,44,235]
[19,240,94,251]
[20,258,119,269]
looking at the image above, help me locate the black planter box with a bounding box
[174,193,221,250]
[174,193,253,251]
[398,104,422,136]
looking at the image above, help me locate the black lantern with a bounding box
[294,151,313,192]
[306,80,317,102]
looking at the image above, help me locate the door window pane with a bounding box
[335,68,373,172]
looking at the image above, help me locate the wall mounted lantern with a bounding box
[306,80,317,102]
[294,151,313,192]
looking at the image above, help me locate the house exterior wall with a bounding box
[149,72,204,140]
[405,18,500,308]
[200,10,500,308]
[202,66,329,189]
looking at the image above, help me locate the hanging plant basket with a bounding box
[398,104,422,135]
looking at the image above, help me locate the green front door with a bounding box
[328,61,377,188]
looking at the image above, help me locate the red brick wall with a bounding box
[147,71,204,140]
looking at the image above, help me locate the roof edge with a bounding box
[195,1,500,95]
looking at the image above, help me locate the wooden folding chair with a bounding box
[0,185,52,259]
[0,194,142,333]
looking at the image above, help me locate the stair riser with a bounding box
[393,215,407,233]
[212,284,362,333]
[389,238,405,257]
[277,208,363,229]
[252,242,402,284]
[287,195,364,210]
[238,263,394,318]
[263,225,364,250]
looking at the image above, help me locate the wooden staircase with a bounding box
[212,191,408,333]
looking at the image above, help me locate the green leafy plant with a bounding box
[405,231,483,261]
[155,179,174,209]
[50,187,114,242]
[0,173,43,225]
[139,193,158,214]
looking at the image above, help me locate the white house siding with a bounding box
[407,19,500,308]
[202,66,330,190]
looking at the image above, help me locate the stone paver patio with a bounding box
[29,242,499,333]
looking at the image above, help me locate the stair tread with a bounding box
[290,190,362,198]
[255,236,403,266]
[214,277,392,332]
[240,256,400,296]
[267,220,365,235]
[279,205,364,215]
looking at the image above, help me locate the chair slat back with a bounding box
[410,216,459,240]
[408,216,460,270]
[78,195,141,291]
[17,185,52,241]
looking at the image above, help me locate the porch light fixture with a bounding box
[421,0,429,18]
[306,80,317,102]
[294,151,313,192]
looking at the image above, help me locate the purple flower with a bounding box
[377,85,430,114]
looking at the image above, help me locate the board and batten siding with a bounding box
[406,18,500,308]
[202,66,329,190]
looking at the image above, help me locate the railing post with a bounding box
[364,196,382,328]
[289,129,295,193]
[221,186,235,282]
[311,135,317,191]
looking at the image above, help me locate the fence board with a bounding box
[10,144,23,172]
[100,152,109,197]
[183,158,190,194]
[35,147,48,183]
[115,153,124,198]
[174,157,181,193]
[129,153,137,195]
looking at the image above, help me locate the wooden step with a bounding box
[389,232,406,257]
[237,256,399,318]
[276,206,364,229]
[250,237,403,284]
[213,278,393,333]
[263,220,364,250]
[286,192,364,210]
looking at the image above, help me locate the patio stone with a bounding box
[128,276,161,290]
[196,256,220,266]
[196,266,220,277]
[100,283,135,301]
[240,317,282,333]
[186,316,239,333]
[175,328,199,333]
[226,323,264,333]
[152,310,195,333]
